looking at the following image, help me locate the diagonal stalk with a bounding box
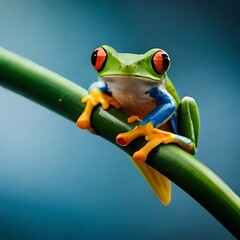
[0,47,239,238]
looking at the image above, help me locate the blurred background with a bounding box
[0,0,239,239]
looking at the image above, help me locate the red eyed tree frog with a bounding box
[76,45,200,205]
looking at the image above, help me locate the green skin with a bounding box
[94,45,200,154]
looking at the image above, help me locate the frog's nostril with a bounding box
[122,63,136,72]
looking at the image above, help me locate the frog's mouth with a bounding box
[102,75,160,88]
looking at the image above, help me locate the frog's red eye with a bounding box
[152,51,170,74]
[91,47,107,71]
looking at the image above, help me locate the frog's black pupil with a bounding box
[162,54,170,70]
[91,50,98,66]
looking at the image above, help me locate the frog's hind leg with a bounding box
[130,157,171,205]
[178,96,200,154]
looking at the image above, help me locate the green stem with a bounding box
[0,47,239,238]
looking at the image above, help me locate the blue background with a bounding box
[0,0,239,239]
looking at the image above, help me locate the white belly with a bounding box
[103,76,160,119]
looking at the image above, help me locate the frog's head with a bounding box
[90,45,170,83]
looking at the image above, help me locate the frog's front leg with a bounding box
[76,82,120,129]
[116,87,194,162]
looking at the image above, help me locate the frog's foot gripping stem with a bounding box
[116,122,194,162]
[76,89,120,129]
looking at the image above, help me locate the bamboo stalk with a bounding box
[0,47,239,238]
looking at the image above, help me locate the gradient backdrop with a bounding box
[0,1,239,239]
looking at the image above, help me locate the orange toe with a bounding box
[116,136,128,146]
[133,150,147,162]
[76,118,91,129]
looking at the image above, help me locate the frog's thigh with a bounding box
[178,96,200,149]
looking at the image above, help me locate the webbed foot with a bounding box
[76,89,120,129]
[116,122,194,162]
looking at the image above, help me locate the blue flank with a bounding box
[89,81,109,92]
[139,87,177,129]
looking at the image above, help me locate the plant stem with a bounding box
[0,47,239,238]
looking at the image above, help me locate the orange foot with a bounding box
[76,89,120,130]
[116,122,193,162]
